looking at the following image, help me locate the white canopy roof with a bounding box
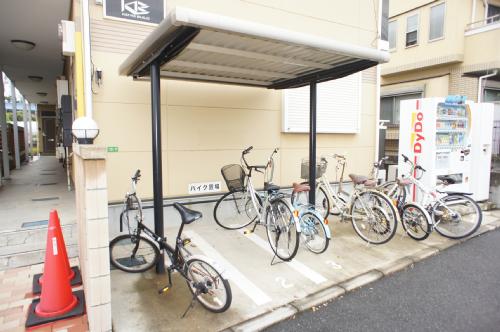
[120,7,390,89]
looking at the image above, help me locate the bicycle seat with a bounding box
[349,174,376,187]
[173,203,202,224]
[264,182,280,192]
[437,175,456,185]
[292,182,310,193]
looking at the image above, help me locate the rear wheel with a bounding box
[214,190,261,230]
[350,191,398,244]
[109,234,159,273]
[185,258,232,313]
[266,198,300,261]
[401,203,431,241]
[433,194,482,239]
[300,211,329,254]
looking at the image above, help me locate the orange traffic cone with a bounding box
[32,210,81,294]
[26,211,85,328]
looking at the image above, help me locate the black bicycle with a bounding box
[109,170,232,316]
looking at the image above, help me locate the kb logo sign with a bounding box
[104,0,164,25]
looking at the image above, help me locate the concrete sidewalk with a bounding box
[0,156,77,269]
[108,207,500,332]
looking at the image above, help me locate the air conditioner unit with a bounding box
[59,20,75,56]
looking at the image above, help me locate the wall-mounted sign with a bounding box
[188,181,222,195]
[103,0,165,25]
[107,146,119,152]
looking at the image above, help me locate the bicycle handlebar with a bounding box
[241,146,278,173]
[132,169,141,181]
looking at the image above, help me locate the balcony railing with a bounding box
[466,14,500,31]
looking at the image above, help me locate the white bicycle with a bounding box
[381,154,482,240]
[213,147,301,261]
[291,154,399,245]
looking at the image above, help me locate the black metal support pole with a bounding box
[151,60,165,274]
[309,81,317,205]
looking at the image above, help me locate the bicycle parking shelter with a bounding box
[120,7,390,272]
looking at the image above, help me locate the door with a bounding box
[42,118,56,154]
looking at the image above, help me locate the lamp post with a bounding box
[72,117,99,144]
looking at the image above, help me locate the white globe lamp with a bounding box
[72,117,99,144]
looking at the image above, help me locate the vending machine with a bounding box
[398,97,493,201]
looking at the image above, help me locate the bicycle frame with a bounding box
[394,160,458,228]
[317,156,375,219]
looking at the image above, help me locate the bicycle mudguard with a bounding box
[186,255,228,278]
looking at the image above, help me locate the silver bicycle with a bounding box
[291,154,398,245]
[382,154,482,240]
[213,147,301,261]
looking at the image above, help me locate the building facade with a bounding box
[69,0,386,202]
[379,0,500,161]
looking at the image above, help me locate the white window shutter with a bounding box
[282,72,361,133]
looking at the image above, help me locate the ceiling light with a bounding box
[10,40,36,51]
[28,76,43,82]
[36,92,48,97]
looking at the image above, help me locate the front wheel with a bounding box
[433,194,482,239]
[350,191,398,244]
[401,203,431,241]
[185,258,232,313]
[109,234,159,273]
[213,190,261,230]
[300,211,330,254]
[266,198,300,261]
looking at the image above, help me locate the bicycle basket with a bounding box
[301,158,327,179]
[221,164,246,192]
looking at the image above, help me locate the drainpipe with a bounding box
[11,82,20,169]
[0,71,9,178]
[82,0,93,119]
[477,70,497,103]
[483,0,489,21]
[28,103,34,160]
[22,98,29,160]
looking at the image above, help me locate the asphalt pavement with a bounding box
[266,228,500,332]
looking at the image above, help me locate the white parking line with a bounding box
[237,230,328,285]
[185,230,272,306]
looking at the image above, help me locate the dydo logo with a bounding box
[121,0,150,16]
[410,100,425,155]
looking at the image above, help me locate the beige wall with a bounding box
[87,1,382,202]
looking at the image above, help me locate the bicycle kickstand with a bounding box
[181,290,200,318]
[158,267,173,295]
[244,222,258,235]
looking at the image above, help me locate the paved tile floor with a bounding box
[0,258,87,332]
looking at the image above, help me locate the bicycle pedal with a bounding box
[243,229,254,235]
[183,238,192,246]
[158,286,170,294]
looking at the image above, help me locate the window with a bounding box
[388,21,397,49]
[380,92,422,124]
[487,4,500,24]
[381,0,389,41]
[282,73,361,133]
[484,88,500,102]
[406,14,419,47]
[429,3,445,40]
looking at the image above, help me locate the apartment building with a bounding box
[380,0,499,121]
[378,0,500,161]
